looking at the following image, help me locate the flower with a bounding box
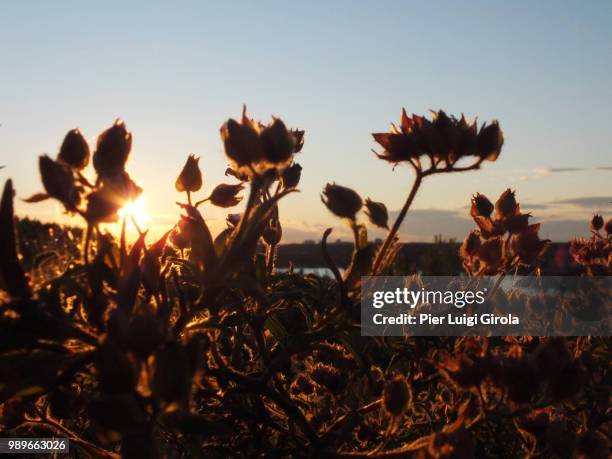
[321,183,362,220]
[93,119,132,178]
[510,224,550,266]
[262,220,282,246]
[85,189,121,223]
[383,375,411,417]
[460,231,481,259]
[207,183,244,208]
[494,189,519,220]
[175,155,203,193]
[260,118,295,164]
[281,163,302,189]
[39,155,80,210]
[364,198,389,229]
[591,214,604,232]
[372,109,503,164]
[470,193,494,219]
[220,106,303,173]
[476,237,504,273]
[605,217,612,235]
[58,128,90,170]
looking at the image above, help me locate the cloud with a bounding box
[550,196,612,209]
[519,166,612,181]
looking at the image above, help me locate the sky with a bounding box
[1,0,611,243]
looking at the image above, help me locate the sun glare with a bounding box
[117,195,150,232]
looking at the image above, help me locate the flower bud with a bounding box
[605,218,612,235]
[383,375,412,417]
[208,183,244,208]
[263,220,282,246]
[175,154,203,193]
[261,117,295,164]
[39,155,80,210]
[58,128,90,170]
[85,189,121,223]
[591,214,604,231]
[477,120,504,161]
[510,224,550,266]
[321,183,363,220]
[476,236,504,272]
[495,189,519,220]
[281,163,302,189]
[93,119,132,178]
[364,198,389,229]
[105,171,142,203]
[291,129,305,153]
[460,230,481,259]
[470,193,494,219]
[220,109,264,167]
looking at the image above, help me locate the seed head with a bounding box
[281,163,302,189]
[58,128,90,170]
[93,119,132,178]
[591,214,604,232]
[321,183,363,220]
[207,183,244,208]
[470,193,494,219]
[175,155,203,193]
[39,155,80,211]
[364,198,389,229]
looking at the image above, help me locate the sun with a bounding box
[118,195,150,230]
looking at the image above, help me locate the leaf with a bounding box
[264,315,289,346]
[0,180,30,297]
[22,192,50,203]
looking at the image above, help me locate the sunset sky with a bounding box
[1,1,611,242]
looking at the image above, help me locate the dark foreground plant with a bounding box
[0,109,609,458]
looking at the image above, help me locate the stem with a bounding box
[187,190,192,206]
[372,170,422,275]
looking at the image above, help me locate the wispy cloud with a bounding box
[519,166,612,181]
[550,196,612,209]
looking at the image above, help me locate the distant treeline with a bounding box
[277,239,582,275]
[15,218,581,276]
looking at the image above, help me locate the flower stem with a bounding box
[372,171,422,275]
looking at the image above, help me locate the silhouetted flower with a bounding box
[591,214,604,231]
[372,109,503,164]
[39,155,80,210]
[207,183,244,207]
[262,220,282,246]
[605,217,612,235]
[93,119,132,178]
[364,198,389,229]
[281,163,302,189]
[58,128,90,170]
[470,193,494,219]
[85,189,121,223]
[220,106,303,173]
[494,189,519,220]
[175,155,203,193]
[321,183,363,220]
[476,236,504,273]
[460,231,481,259]
[510,224,550,266]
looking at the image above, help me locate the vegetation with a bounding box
[0,108,609,458]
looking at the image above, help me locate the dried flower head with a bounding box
[470,193,494,219]
[207,183,244,208]
[220,106,303,174]
[591,214,604,232]
[364,198,389,229]
[58,128,90,170]
[175,155,203,193]
[372,109,503,164]
[85,189,121,223]
[510,224,550,266]
[383,375,411,417]
[93,119,132,178]
[38,155,80,211]
[494,189,519,220]
[321,183,362,220]
[281,163,302,189]
[460,230,481,259]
